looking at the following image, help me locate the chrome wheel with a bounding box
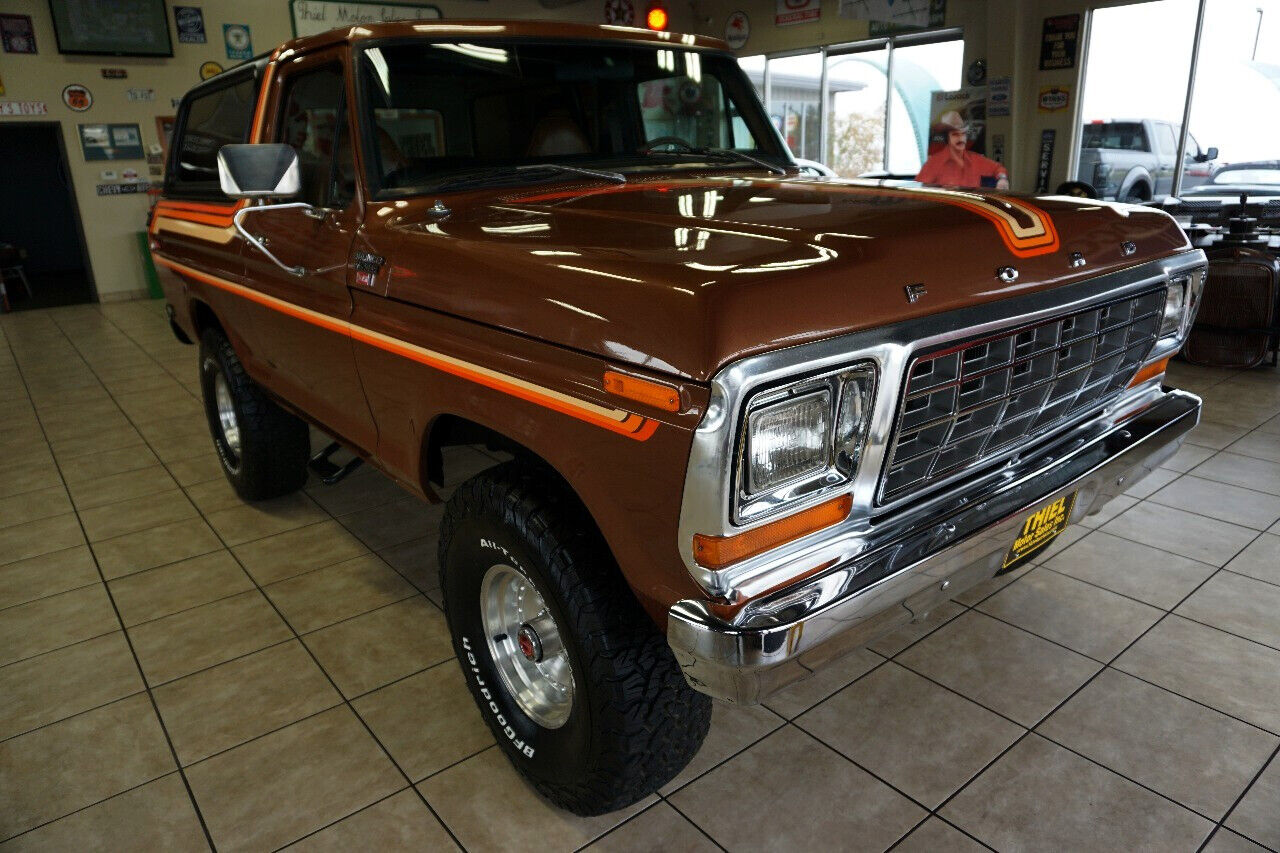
[213,371,242,460]
[480,563,575,729]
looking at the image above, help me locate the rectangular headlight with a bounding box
[1159,279,1187,338]
[746,390,831,494]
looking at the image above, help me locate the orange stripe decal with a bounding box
[152,255,660,441]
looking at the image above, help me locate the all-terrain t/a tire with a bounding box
[199,327,310,501]
[439,462,711,815]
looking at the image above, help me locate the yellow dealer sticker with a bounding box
[1000,491,1077,573]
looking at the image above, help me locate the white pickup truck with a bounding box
[1076,119,1217,202]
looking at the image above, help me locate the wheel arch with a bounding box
[1119,167,1153,200]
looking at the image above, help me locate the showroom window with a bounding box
[1075,0,1280,200]
[741,30,962,176]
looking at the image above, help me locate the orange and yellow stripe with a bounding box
[151,255,660,441]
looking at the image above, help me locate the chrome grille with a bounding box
[879,287,1167,504]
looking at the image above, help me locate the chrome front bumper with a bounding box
[667,388,1201,704]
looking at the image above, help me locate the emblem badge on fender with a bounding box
[904,283,927,303]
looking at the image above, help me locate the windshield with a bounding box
[1081,122,1149,151]
[1211,168,1280,186]
[357,40,786,196]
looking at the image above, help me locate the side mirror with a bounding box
[1202,146,1219,162]
[217,143,300,198]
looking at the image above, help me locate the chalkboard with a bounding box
[49,0,173,57]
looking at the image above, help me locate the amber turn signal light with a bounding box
[603,370,681,412]
[693,494,853,570]
[1128,357,1170,388]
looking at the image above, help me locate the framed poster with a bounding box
[173,6,207,44]
[1039,14,1080,71]
[79,122,145,161]
[0,14,37,53]
[48,0,172,57]
[290,1,442,38]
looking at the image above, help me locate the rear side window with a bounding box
[1081,122,1148,152]
[170,74,257,195]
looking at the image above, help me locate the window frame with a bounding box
[273,61,357,211]
[751,27,964,175]
[164,63,263,201]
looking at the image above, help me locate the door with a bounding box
[0,123,94,309]
[239,50,378,453]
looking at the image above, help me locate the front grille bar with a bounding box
[878,287,1166,504]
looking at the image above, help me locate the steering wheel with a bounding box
[639,136,694,154]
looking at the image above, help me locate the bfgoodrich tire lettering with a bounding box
[439,462,711,815]
[198,328,309,501]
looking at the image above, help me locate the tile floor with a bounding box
[2,301,1280,851]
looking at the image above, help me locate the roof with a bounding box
[278,19,730,56]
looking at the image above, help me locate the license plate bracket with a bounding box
[998,491,1078,575]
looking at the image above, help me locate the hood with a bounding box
[381,175,1191,381]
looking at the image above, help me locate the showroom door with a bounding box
[0,123,94,309]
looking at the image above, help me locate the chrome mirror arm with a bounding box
[232,202,345,277]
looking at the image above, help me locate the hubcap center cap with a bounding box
[517,623,542,662]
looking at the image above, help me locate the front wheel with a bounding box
[439,462,711,815]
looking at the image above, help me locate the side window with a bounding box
[171,74,255,194]
[1155,123,1177,156]
[277,65,353,208]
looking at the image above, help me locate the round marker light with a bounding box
[646,4,669,30]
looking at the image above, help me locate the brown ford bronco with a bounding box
[151,20,1206,815]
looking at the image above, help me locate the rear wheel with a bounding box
[199,328,309,501]
[1122,182,1151,203]
[439,462,711,815]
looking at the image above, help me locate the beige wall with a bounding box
[0,0,698,301]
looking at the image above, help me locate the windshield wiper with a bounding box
[641,144,786,175]
[429,163,626,193]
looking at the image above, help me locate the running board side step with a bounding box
[309,441,363,485]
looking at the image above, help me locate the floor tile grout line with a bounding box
[127,407,472,852]
[0,687,150,746]
[1,324,220,853]
[916,517,1272,846]
[1198,742,1280,853]
[263,785,418,852]
[0,770,192,846]
[1034,559,1280,650]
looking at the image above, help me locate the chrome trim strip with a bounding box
[669,388,1201,703]
[676,250,1207,601]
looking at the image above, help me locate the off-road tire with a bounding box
[439,462,711,815]
[199,327,309,501]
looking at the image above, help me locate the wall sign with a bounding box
[223,24,253,60]
[0,100,48,115]
[290,1,442,38]
[174,6,207,43]
[97,182,148,196]
[101,68,128,79]
[199,61,223,80]
[724,11,749,49]
[79,123,145,161]
[0,14,37,53]
[776,0,820,26]
[988,76,1011,117]
[1037,85,1070,113]
[603,0,634,25]
[62,84,93,112]
[1035,129,1056,193]
[127,87,156,102]
[1039,14,1080,71]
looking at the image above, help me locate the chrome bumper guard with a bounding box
[667,388,1201,704]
